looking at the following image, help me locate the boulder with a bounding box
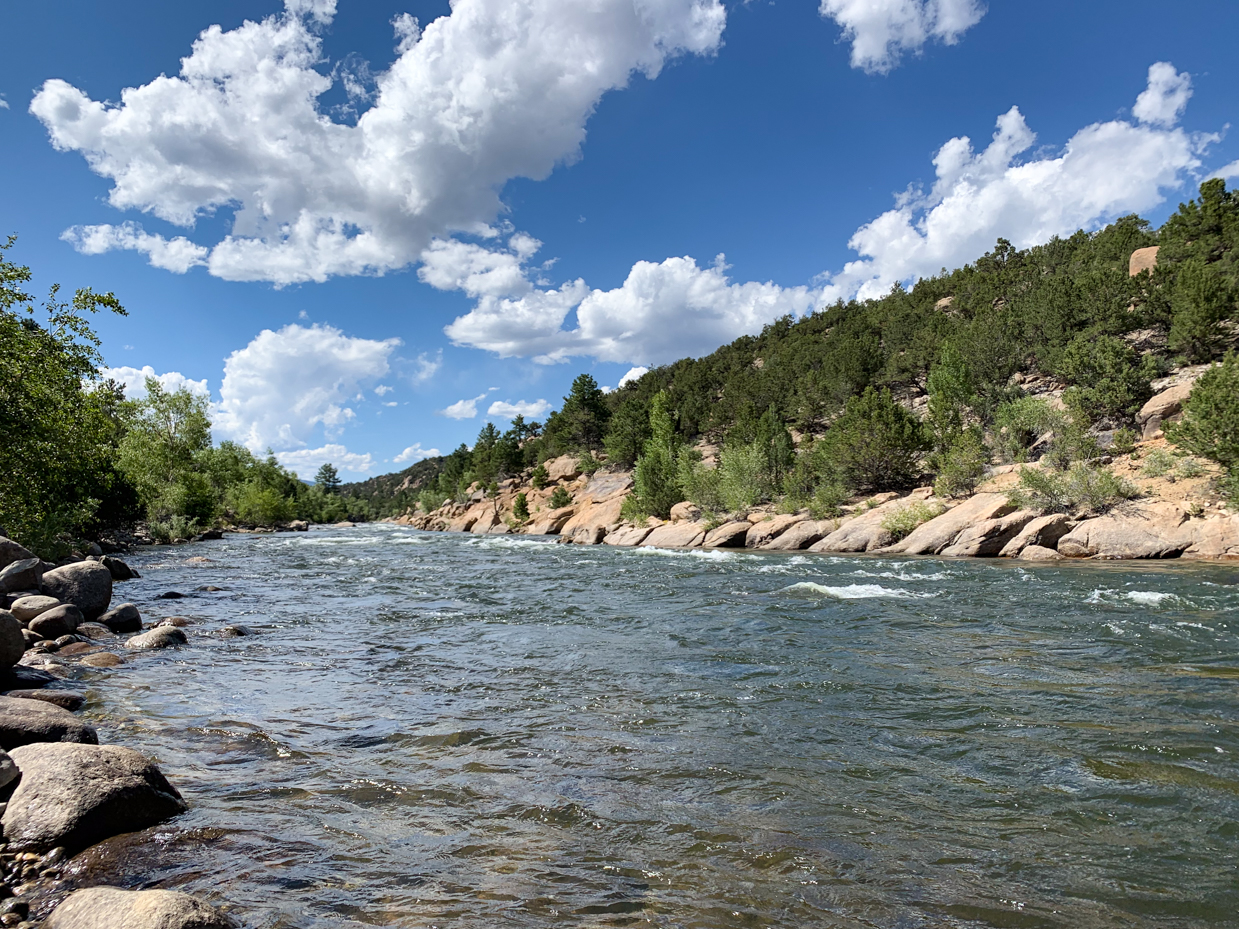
[59,641,98,656]
[544,454,583,483]
[0,558,44,594]
[602,525,653,547]
[99,556,137,581]
[669,501,702,523]
[98,603,142,634]
[940,509,1037,558]
[884,494,1017,555]
[45,886,238,929]
[0,695,98,749]
[469,510,502,534]
[1019,545,1063,561]
[2,742,187,853]
[21,628,43,648]
[288,519,309,532]
[0,748,16,792]
[156,616,193,628]
[0,665,58,691]
[1179,513,1239,560]
[0,611,24,668]
[10,595,60,623]
[812,492,934,553]
[29,604,84,640]
[1128,245,1159,277]
[1136,381,1195,441]
[0,538,36,571]
[4,689,85,711]
[40,562,113,622]
[155,591,186,600]
[527,506,576,535]
[80,653,125,668]
[998,514,1075,557]
[560,497,625,544]
[703,521,751,548]
[643,521,708,548]
[1056,501,1190,559]
[744,514,803,548]
[126,626,188,650]
[761,519,834,551]
[219,625,255,637]
[75,622,114,639]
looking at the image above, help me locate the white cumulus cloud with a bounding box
[819,63,1210,302]
[100,365,210,399]
[487,399,551,419]
[214,323,400,451]
[819,0,984,74]
[393,443,441,463]
[618,365,649,388]
[439,393,488,420]
[63,223,208,274]
[1209,160,1239,182]
[1133,61,1192,128]
[31,0,726,285]
[276,443,374,479]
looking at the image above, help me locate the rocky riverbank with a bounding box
[393,375,1239,561]
[0,536,240,927]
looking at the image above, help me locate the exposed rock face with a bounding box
[544,455,584,483]
[2,742,187,853]
[1128,245,1159,277]
[602,525,653,547]
[40,562,113,622]
[0,748,15,792]
[884,494,1017,555]
[999,514,1074,558]
[1019,544,1063,561]
[940,509,1037,557]
[0,611,24,668]
[559,473,633,544]
[0,695,98,749]
[812,491,935,553]
[669,501,702,523]
[1056,501,1191,559]
[703,521,751,548]
[98,603,142,634]
[469,510,503,534]
[1179,513,1239,559]
[761,520,835,551]
[10,595,60,623]
[744,514,803,548]
[0,557,44,594]
[643,521,708,548]
[527,506,576,535]
[0,538,36,571]
[126,626,189,650]
[29,604,84,640]
[45,886,238,929]
[1136,381,1195,441]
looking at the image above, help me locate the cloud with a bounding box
[32,0,726,285]
[487,398,551,419]
[819,63,1210,302]
[393,442,441,463]
[373,384,393,396]
[62,223,208,273]
[819,0,984,74]
[276,443,374,479]
[410,350,443,384]
[1133,61,1192,128]
[100,365,210,399]
[439,393,487,419]
[214,323,400,451]
[0,96,9,110]
[1209,160,1239,181]
[618,365,649,388]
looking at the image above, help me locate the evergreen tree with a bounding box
[625,392,685,518]
[315,462,341,493]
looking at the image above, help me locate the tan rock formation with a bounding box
[1128,245,1159,277]
[603,526,654,547]
[884,493,1016,555]
[1056,501,1190,559]
[940,509,1037,557]
[1018,544,1063,561]
[761,519,835,551]
[812,490,934,553]
[669,501,702,522]
[703,520,752,548]
[1136,381,1194,441]
[744,514,804,548]
[998,514,1074,557]
[644,521,708,548]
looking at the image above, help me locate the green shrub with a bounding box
[1165,353,1239,470]
[576,449,602,474]
[880,500,945,541]
[626,392,686,519]
[1057,334,1158,425]
[807,481,848,519]
[717,442,768,512]
[1176,456,1205,479]
[1007,464,1135,515]
[1140,448,1176,478]
[818,387,928,491]
[678,455,724,516]
[1041,417,1102,471]
[149,515,200,544]
[932,428,990,498]
[512,492,530,522]
[1109,427,1139,456]
[530,465,548,489]
[549,485,572,509]
[230,481,294,526]
[993,397,1062,463]
[419,487,449,514]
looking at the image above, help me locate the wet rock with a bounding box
[703,520,751,548]
[2,742,187,853]
[79,653,124,668]
[154,591,186,600]
[0,541,36,573]
[155,616,193,628]
[195,586,224,592]
[884,494,1017,556]
[0,614,23,670]
[45,886,238,929]
[125,627,187,650]
[0,561,43,597]
[219,625,254,637]
[288,519,309,531]
[998,514,1075,558]
[940,509,1037,558]
[98,556,137,582]
[98,604,141,634]
[199,528,224,540]
[0,666,58,691]
[73,623,112,640]
[0,749,15,792]
[39,563,112,622]
[1018,544,1063,561]
[53,635,80,648]
[0,696,98,750]
[761,519,834,551]
[744,514,804,549]
[602,525,653,547]
[58,642,97,657]
[9,597,60,624]
[20,629,42,649]
[3,690,85,712]
[28,606,82,641]
[642,521,707,549]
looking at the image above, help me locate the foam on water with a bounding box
[633,546,737,560]
[781,581,930,599]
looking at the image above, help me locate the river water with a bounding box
[44,525,1239,928]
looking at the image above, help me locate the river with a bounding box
[47,525,1239,928]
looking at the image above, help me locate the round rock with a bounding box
[9,595,59,624]
[98,603,142,634]
[155,616,193,628]
[126,627,187,650]
[219,625,255,637]
[29,604,83,640]
[4,689,85,711]
[0,557,43,595]
[39,562,113,622]
[2,742,188,853]
[59,642,98,657]
[0,695,98,750]
[75,622,113,639]
[46,886,237,929]
[80,653,125,668]
[0,611,25,669]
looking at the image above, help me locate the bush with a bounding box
[819,387,928,492]
[419,487,449,514]
[626,392,686,519]
[1057,335,1158,425]
[807,481,849,519]
[512,492,530,522]
[1109,427,1139,456]
[1140,448,1176,478]
[932,428,990,498]
[549,485,572,509]
[148,515,200,544]
[1007,464,1135,515]
[1165,353,1239,470]
[717,442,769,512]
[678,455,724,516]
[1041,416,1102,471]
[880,500,945,541]
[993,397,1062,463]
[230,481,294,526]
[530,465,548,489]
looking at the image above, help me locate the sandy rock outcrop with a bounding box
[811,491,934,553]
[744,514,804,548]
[940,509,1037,557]
[998,514,1075,558]
[1128,245,1159,277]
[559,472,633,544]
[544,455,584,483]
[527,507,577,535]
[1056,501,1191,559]
[761,519,835,551]
[704,520,752,548]
[643,521,708,548]
[1019,544,1063,561]
[669,501,702,523]
[46,886,238,929]
[1136,382,1195,441]
[1178,513,1239,559]
[603,525,653,547]
[882,494,1016,555]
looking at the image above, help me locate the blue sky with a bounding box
[3,0,1237,478]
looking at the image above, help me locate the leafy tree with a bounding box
[818,387,929,492]
[925,342,974,453]
[1057,335,1157,425]
[530,464,548,489]
[117,379,214,521]
[1165,353,1239,472]
[315,462,341,493]
[624,392,685,519]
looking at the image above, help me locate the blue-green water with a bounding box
[46,526,1239,928]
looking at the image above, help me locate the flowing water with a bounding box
[38,525,1239,928]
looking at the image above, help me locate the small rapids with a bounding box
[45,526,1239,928]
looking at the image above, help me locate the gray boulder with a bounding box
[0,557,44,594]
[10,594,61,623]
[46,886,237,929]
[99,555,138,581]
[99,603,142,633]
[0,664,58,691]
[0,695,97,749]
[75,622,114,639]
[0,748,16,792]
[4,689,85,711]
[126,626,188,650]
[0,611,24,668]
[40,562,113,621]
[0,538,36,571]
[29,604,84,640]
[2,742,187,853]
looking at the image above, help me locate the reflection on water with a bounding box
[38,527,1239,927]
